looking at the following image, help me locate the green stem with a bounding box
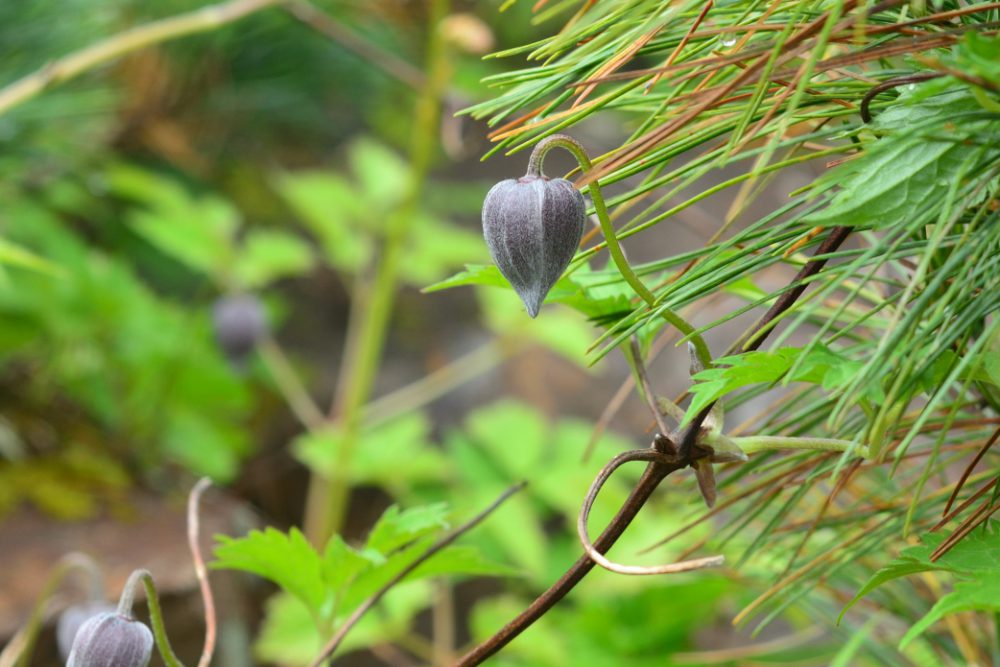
[302,0,450,547]
[258,336,325,430]
[527,134,713,369]
[727,434,869,458]
[119,569,185,667]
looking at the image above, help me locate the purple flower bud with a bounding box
[57,601,117,662]
[482,175,586,317]
[66,612,153,667]
[212,294,267,367]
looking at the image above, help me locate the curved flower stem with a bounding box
[119,569,186,667]
[527,134,713,369]
[725,434,869,458]
[0,553,103,667]
[577,448,724,575]
[188,478,217,667]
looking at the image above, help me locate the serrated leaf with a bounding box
[365,503,450,554]
[682,348,800,426]
[681,345,878,426]
[805,122,972,231]
[900,578,1000,649]
[323,535,375,594]
[213,527,327,616]
[842,521,1000,633]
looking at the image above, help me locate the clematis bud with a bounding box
[482,174,586,317]
[212,293,267,368]
[57,601,116,662]
[66,612,153,667]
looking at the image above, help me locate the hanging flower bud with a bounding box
[212,293,267,368]
[482,174,586,317]
[66,612,153,667]
[57,601,116,662]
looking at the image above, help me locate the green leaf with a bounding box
[232,230,314,289]
[548,265,633,322]
[213,527,327,616]
[322,535,375,594]
[900,578,1000,649]
[254,593,322,666]
[365,503,450,554]
[399,213,486,285]
[804,134,968,230]
[477,287,595,365]
[954,32,1000,88]
[292,412,450,490]
[408,545,520,579]
[422,263,511,292]
[682,348,800,425]
[464,401,546,479]
[276,170,373,271]
[842,521,1000,638]
[349,138,411,209]
[682,345,879,426]
[108,165,239,276]
[162,408,247,481]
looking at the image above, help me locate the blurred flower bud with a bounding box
[66,612,153,667]
[482,175,586,317]
[57,601,116,662]
[212,294,267,368]
[440,13,495,55]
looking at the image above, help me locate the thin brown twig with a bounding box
[942,426,1000,517]
[583,371,635,463]
[932,477,999,532]
[859,72,945,123]
[576,449,724,575]
[930,496,1000,562]
[678,225,853,459]
[780,458,861,576]
[309,482,527,667]
[188,478,216,667]
[455,464,672,666]
[629,338,672,439]
[459,228,854,666]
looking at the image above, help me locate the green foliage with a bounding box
[109,164,315,290]
[214,501,515,664]
[293,412,451,493]
[472,579,734,667]
[276,137,486,284]
[844,521,1000,648]
[0,192,253,484]
[684,345,875,426]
